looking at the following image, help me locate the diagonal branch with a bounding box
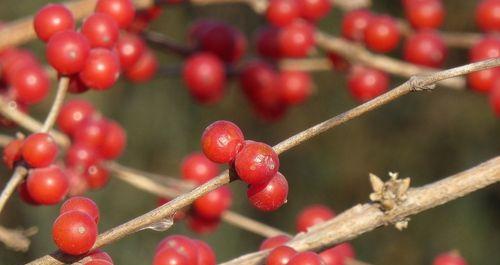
[41,77,70,133]
[0,226,38,252]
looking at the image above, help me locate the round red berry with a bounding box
[99,121,126,160]
[247,172,288,211]
[95,0,136,29]
[156,235,198,265]
[403,30,447,68]
[2,138,24,169]
[79,48,120,90]
[433,251,468,265]
[181,152,219,184]
[52,210,97,255]
[183,53,226,104]
[197,22,247,63]
[18,181,39,205]
[73,117,108,149]
[341,9,373,42]
[0,49,38,83]
[34,4,75,42]
[288,251,325,265]
[66,168,89,196]
[475,0,500,32]
[12,65,50,105]
[467,68,500,93]
[278,70,313,105]
[297,0,331,22]
[81,13,119,48]
[364,15,400,53]
[260,235,292,250]
[61,196,100,223]
[153,247,189,265]
[235,141,279,185]
[255,26,282,59]
[266,0,301,27]
[187,213,221,234]
[404,0,444,29]
[490,80,500,117]
[124,48,158,83]
[86,249,113,262]
[65,143,100,169]
[84,164,110,190]
[57,100,95,136]
[296,204,335,232]
[194,240,216,265]
[319,243,355,265]
[278,20,315,58]
[193,186,232,219]
[201,120,245,163]
[46,30,90,75]
[27,165,69,205]
[469,37,500,62]
[21,133,58,168]
[267,246,297,265]
[115,33,146,70]
[347,66,389,102]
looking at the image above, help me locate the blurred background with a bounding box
[0,0,499,264]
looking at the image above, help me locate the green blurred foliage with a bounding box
[0,0,499,264]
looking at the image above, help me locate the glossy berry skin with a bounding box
[341,9,372,42]
[52,210,97,255]
[196,22,247,63]
[57,100,95,136]
[95,0,136,28]
[259,235,292,250]
[84,165,110,190]
[12,65,50,105]
[364,16,400,53]
[67,75,90,94]
[153,247,189,265]
[115,33,146,70]
[194,240,216,265]
[79,48,120,90]
[288,251,326,265]
[475,0,500,32]
[193,186,232,219]
[347,66,389,102]
[124,49,158,83]
[490,80,500,117]
[266,246,297,265]
[84,260,113,265]
[46,30,90,75]
[60,196,100,223]
[278,70,313,105]
[247,172,288,211]
[182,53,226,104]
[21,133,58,168]
[297,0,331,22]
[18,181,39,205]
[187,213,220,234]
[404,0,444,29]
[99,121,126,160]
[66,168,89,196]
[433,251,468,265]
[34,4,75,42]
[156,235,198,265]
[86,249,113,262]
[65,143,99,169]
[469,37,500,62]
[27,165,69,205]
[234,141,279,185]
[0,49,38,83]
[319,243,355,265]
[73,117,108,149]
[403,31,447,68]
[255,26,282,59]
[278,20,315,58]
[81,13,119,48]
[467,68,500,93]
[2,139,24,169]
[266,0,301,27]
[296,204,335,232]
[201,120,245,163]
[181,152,219,184]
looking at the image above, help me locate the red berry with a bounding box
[0,49,38,83]
[255,26,282,59]
[193,186,232,219]
[21,133,58,168]
[73,117,108,149]
[100,121,126,160]
[79,48,120,90]
[247,172,288,211]
[266,0,301,27]
[153,247,189,265]
[194,240,216,265]
[278,20,315,57]
[296,204,335,232]
[60,196,100,223]
[490,80,500,117]
[319,243,355,265]
[267,246,297,265]
[52,210,97,255]
[3,138,24,169]
[57,100,95,135]
[18,181,39,205]
[278,70,313,105]
[288,251,325,265]
[81,13,119,48]
[475,0,500,32]
[201,120,245,163]
[95,0,136,28]
[46,30,90,75]
[124,48,158,83]
[469,37,500,62]
[187,213,221,234]
[433,251,468,265]
[364,15,400,53]
[66,168,89,196]
[183,53,226,104]
[260,235,292,250]
[347,66,389,102]
[297,0,331,22]
[67,75,90,94]
[12,65,50,105]
[341,9,372,42]
[34,4,75,42]
[86,249,113,262]
[403,30,447,68]
[84,164,110,190]
[235,141,279,185]
[196,22,247,62]
[405,0,444,29]
[27,165,69,205]
[181,152,219,184]
[84,260,113,265]
[115,33,146,70]
[65,143,100,169]
[467,68,500,93]
[156,235,198,265]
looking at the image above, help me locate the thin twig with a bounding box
[41,77,70,133]
[279,58,332,72]
[142,31,195,57]
[0,226,38,252]
[0,167,29,215]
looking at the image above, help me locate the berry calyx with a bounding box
[52,210,98,255]
[201,120,245,163]
[21,133,58,168]
[234,141,280,185]
[247,172,288,211]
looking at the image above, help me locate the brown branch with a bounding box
[0,226,38,252]
[0,167,29,215]
[24,59,500,265]
[141,31,195,57]
[41,77,70,133]
[279,58,332,72]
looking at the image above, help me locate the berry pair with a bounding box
[153,235,216,265]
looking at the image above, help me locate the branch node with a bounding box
[369,172,411,211]
[409,76,436,91]
[394,218,410,231]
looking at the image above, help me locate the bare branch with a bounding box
[142,31,195,57]
[41,77,70,133]
[0,167,29,215]
[0,226,38,252]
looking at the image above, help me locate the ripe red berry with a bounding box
[21,133,58,168]
[278,20,315,57]
[469,37,500,62]
[319,243,355,265]
[66,168,89,196]
[193,186,232,219]
[86,249,113,262]
[115,33,146,70]
[433,251,468,265]
[73,117,108,149]
[99,121,126,160]
[475,0,500,32]
[347,66,389,102]
[260,235,292,250]
[52,210,97,255]
[255,26,282,59]
[404,0,444,29]
[403,30,447,68]
[183,53,226,104]
[341,9,373,42]
[61,196,100,223]
[467,68,500,93]
[297,0,331,22]
[67,75,90,94]
[18,181,39,205]
[124,49,158,83]
[194,240,216,265]
[0,49,38,83]
[46,30,90,75]
[156,235,198,265]
[27,165,69,205]
[296,204,335,232]
[364,15,400,53]
[65,143,100,169]
[278,70,313,105]
[84,260,113,265]
[81,13,119,48]
[34,4,75,42]
[201,120,245,163]
[288,251,325,265]
[247,172,288,211]
[95,0,136,29]
[57,100,95,135]
[235,141,279,185]
[196,22,247,62]
[12,65,50,105]
[84,164,110,190]
[187,213,221,234]
[267,246,297,265]
[266,0,301,27]
[181,152,219,184]
[2,138,24,169]
[490,80,500,117]
[153,247,189,265]
[79,48,120,90]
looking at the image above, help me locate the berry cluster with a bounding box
[153,235,216,265]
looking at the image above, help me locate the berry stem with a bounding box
[0,167,29,215]
[40,77,70,133]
